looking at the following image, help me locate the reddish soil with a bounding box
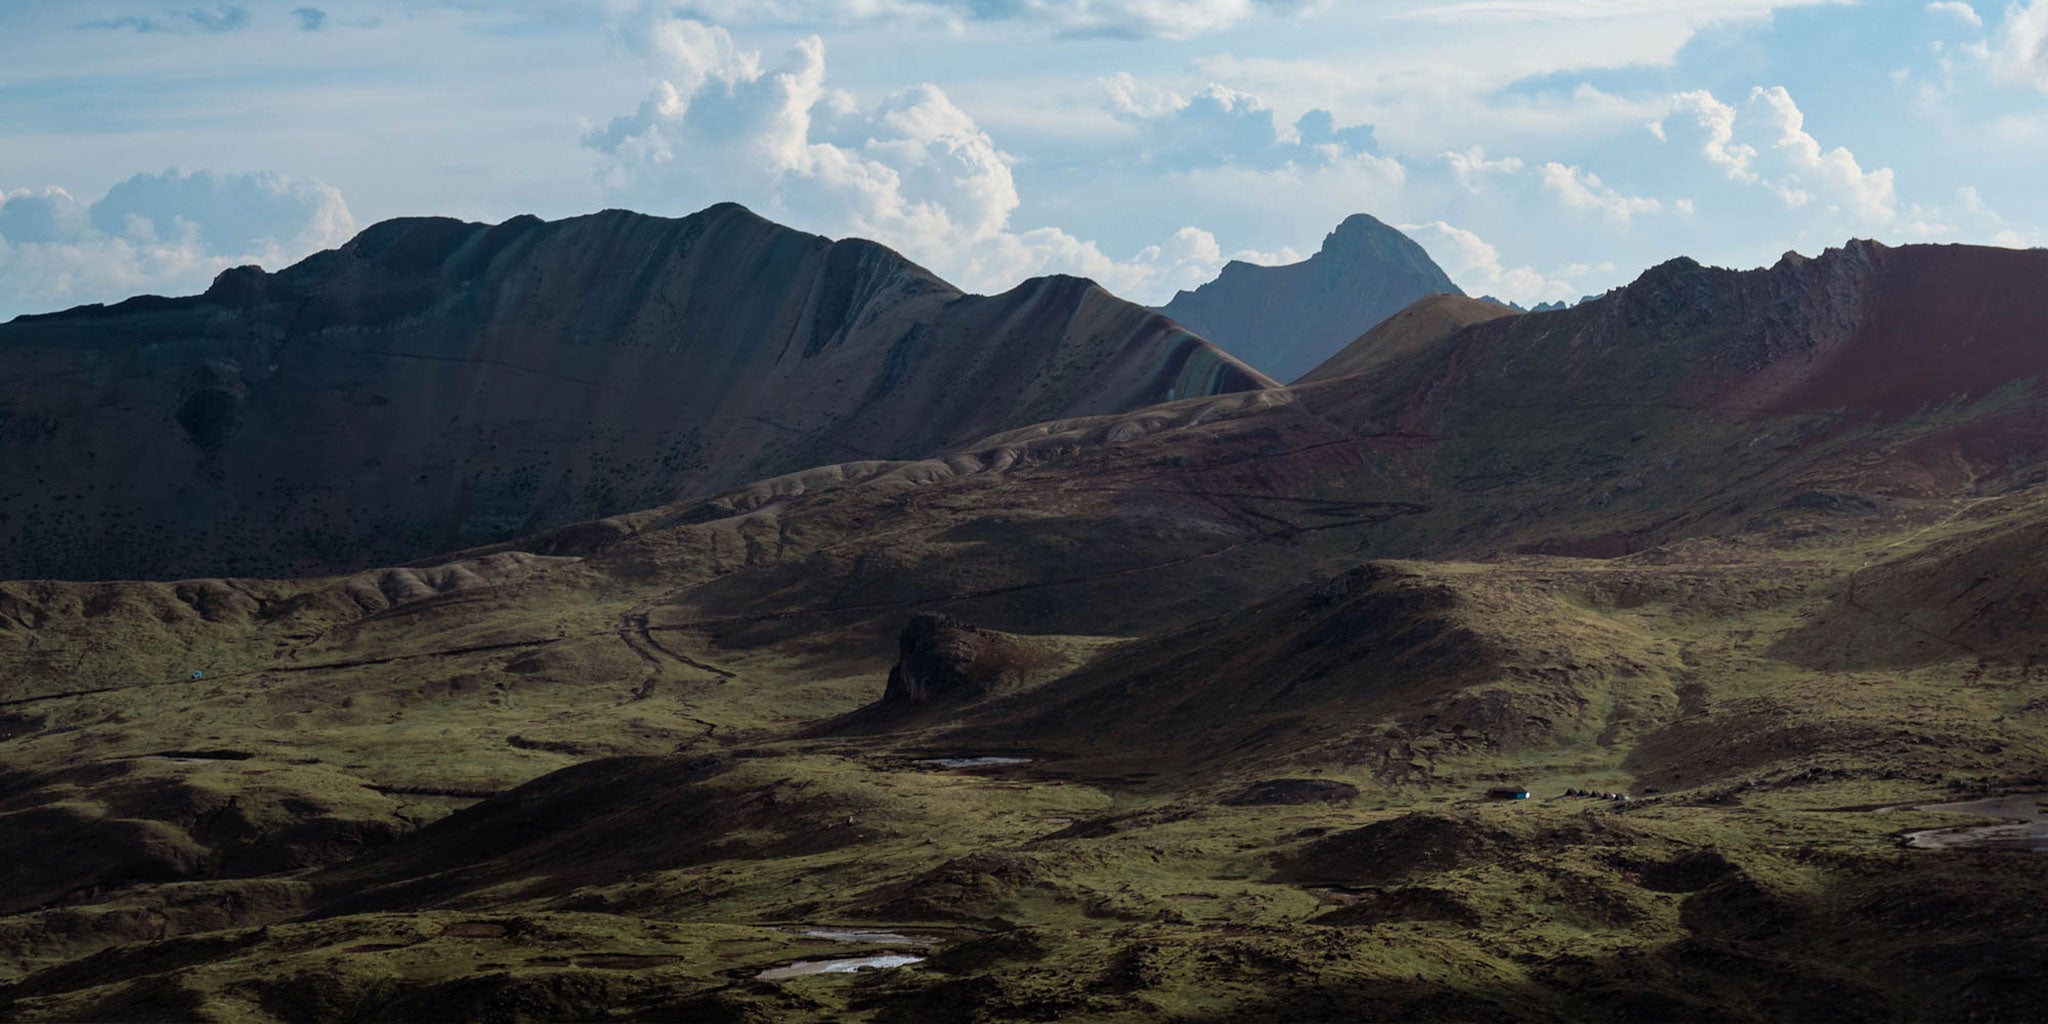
[1753,244,2048,419]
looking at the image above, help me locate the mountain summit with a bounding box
[0,204,1269,581]
[1157,214,1460,382]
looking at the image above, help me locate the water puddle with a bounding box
[755,954,925,980]
[912,756,1034,770]
[1902,793,2048,851]
[796,928,932,945]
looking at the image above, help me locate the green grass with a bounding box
[3,450,2046,1021]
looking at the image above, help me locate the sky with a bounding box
[2,0,2045,320]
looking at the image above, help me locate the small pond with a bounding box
[755,954,926,980]
[1902,793,2048,852]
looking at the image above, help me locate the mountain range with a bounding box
[0,208,2044,1023]
[0,204,1266,581]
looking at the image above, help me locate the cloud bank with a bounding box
[0,170,355,320]
[584,13,1338,301]
[1991,0,2048,89]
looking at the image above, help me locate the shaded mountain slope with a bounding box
[932,559,1682,779]
[1776,494,2048,670]
[544,241,2048,651]
[1296,293,1519,384]
[1158,214,1461,382]
[0,204,1268,581]
[917,490,2048,791]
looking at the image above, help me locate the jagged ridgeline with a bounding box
[0,204,1269,581]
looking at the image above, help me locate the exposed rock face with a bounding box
[0,204,1270,581]
[1421,239,2048,424]
[882,613,1054,706]
[1159,214,1461,382]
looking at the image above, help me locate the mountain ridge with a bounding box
[0,203,1270,581]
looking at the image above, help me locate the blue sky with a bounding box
[1,0,2043,319]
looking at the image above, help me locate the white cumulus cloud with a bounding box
[585,15,1303,303]
[1401,220,1579,305]
[1748,85,1897,224]
[1657,86,1909,229]
[1443,146,1525,191]
[1103,71,1188,118]
[1099,75,1389,171]
[1653,81,2045,246]
[1661,89,1757,183]
[0,171,355,321]
[1989,0,2048,89]
[1926,1,1982,27]
[1893,185,2041,246]
[1538,162,1666,225]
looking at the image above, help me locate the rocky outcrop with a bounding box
[1159,214,1461,382]
[0,205,1270,581]
[882,613,1057,706]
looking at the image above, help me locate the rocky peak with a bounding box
[1319,213,1408,258]
[202,265,271,306]
[1158,213,1462,383]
